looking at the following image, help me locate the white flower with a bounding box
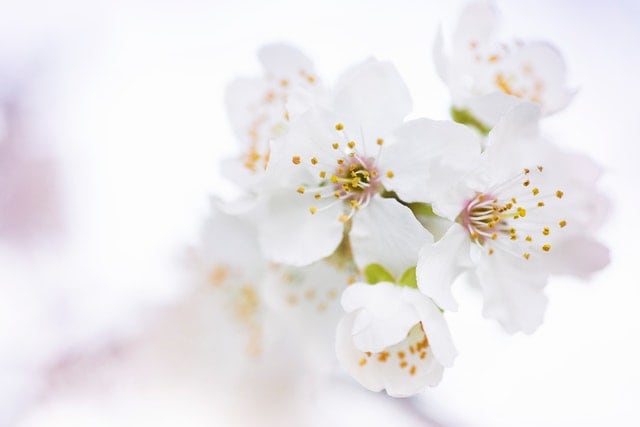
[336,282,456,397]
[262,257,358,369]
[187,199,268,357]
[434,1,574,127]
[415,102,609,333]
[255,59,432,269]
[223,44,326,187]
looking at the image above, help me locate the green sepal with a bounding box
[398,266,418,289]
[451,107,491,136]
[363,263,395,285]
[408,202,436,218]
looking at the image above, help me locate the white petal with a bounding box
[433,25,449,83]
[511,42,574,114]
[258,189,344,266]
[262,260,349,367]
[416,223,472,311]
[341,282,400,314]
[452,0,499,53]
[351,305,420,354]
[476,251,549,334]
[341,283,420,353]
[412,297,458,368]
[464,92,524,128]
[544,236,610,279]
[430,178,477,221]
[383,118,481,203]
[483,101,543,183]
[224,77,270,140]
[336,313,385,392]
[219,156,265,191]
[332,59,412,147]
[486,101,541,149]
[350,197,433,278]
[258,43,314,78]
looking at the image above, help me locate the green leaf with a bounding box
[363,263,395,285]
[398,266,418,289]
[450,107,491,136]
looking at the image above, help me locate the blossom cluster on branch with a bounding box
[190,1,609,397]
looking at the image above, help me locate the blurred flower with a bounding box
[434,0,574,129]
[223,44,327,189]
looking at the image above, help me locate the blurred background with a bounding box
[1,0,638,425]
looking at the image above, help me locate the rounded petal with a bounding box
[433,25,449,83]
[258,43,315,78]
[464,92,524,128]
[224,77,270,141]
[336,313,385,393]
[258,189,344,266]
[412,297,458,368]
[350,197,433,278]
[476,251,549,334]
[383,118,481,203]
[511,41,574,114]
[544,236,610,279]
[341,283,420,353]
[332,59,412,146]
[416,223,472,311]
[452,0,499,53]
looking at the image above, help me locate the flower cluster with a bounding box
[193,1,609,397]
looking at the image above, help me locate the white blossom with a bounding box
[254,59,431,269]
[434,0,574,128]
[414,102,609,333]
[336,282,456,397]
[223,44,327,188]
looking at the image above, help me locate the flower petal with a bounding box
[464,92,524,129]
[350,197,433,278]
[412,297,458,368]
[332,59,412,147]
[257,43,315,78]
[383,118,481,203]
[452,0,499,53]
[258,189,344,266]
[416,223,472,311]
[476,251,549,334]
[224,77,270,141]
[341,283,420,353]
[544,236,610,279]
[510,41,575,114]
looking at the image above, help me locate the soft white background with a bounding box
[1,0,638,425]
